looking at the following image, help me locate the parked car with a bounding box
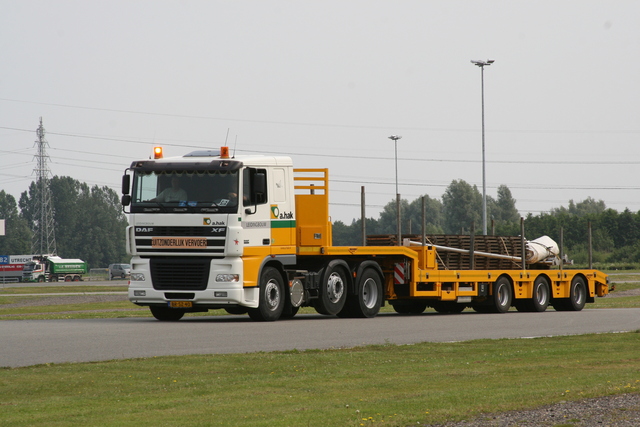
[108,263,131,280]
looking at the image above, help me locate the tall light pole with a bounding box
[388,135,402,245]
[471,59,494,235]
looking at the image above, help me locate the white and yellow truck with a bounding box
[121,146,609,321]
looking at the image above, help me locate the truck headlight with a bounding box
[216,274,239,282]
[131,273,145,281]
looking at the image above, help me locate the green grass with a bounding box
[0,333,638,426]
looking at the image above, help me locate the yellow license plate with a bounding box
[169,301,193,308]
[152,237,207,249]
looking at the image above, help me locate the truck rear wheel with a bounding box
[314,264,348,315]
[553,276,587,312]
[150,306,185,321]
[248,267,285,321]
[339,269,383,318]
[490,277,512,313]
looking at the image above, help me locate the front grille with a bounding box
[150,257,211,291]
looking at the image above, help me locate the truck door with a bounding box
[240,167,271,249]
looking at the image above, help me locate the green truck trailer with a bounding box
[22,256,88,282]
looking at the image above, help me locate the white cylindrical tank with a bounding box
[525,235,559,263]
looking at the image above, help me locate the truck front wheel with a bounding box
[248,267,285,321]
[150,306,185,321]
[38,276,45,283]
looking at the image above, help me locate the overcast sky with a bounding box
[1,1,638,223]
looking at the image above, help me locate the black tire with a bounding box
[248,267,285,321]
[391,300,428,314]
[490,277,512,313]
[38,276,45,283]
[121,274,126,279]
[224,307,248,315]
[339,269,383,318]
[554,276,587,312]
[314,264,348,315]
[280,305,299,320]
[518,276,550,312]
[150,306,185,321]
[471,304,493,313]
[431,301,466,314]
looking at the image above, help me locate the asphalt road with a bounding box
[2,308,639,368]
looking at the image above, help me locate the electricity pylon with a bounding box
[30,117,57,256]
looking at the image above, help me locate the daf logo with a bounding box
[135,227,154,232]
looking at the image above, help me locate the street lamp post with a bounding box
[471,59,494,235]
[388,135,402,245]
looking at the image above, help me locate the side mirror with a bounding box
[121,174,131,195]
[121,195,131,207]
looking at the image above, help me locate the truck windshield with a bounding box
[23,262,37,271]
[131,170,240,213]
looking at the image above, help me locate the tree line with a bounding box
[0,176,128,269]
[333,180,640,266]
[1,176,638,269]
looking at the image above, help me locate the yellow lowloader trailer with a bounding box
[122,147,609,321]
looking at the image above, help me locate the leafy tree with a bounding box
[405,195,444,235]
[442,180,482,234]
[0,190,32,254]
[378,198,412,235]
[19,176,128,268]
[492,185,519,223]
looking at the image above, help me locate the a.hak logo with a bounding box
[203,218,225,226]
[279,211,293,219]
[271,205,293,220]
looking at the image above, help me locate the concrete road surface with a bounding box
[2,308,639,368]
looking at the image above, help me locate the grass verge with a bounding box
[0,332,638,427]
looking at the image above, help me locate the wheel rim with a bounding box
[326,272,345,303]
[535,282,549,305]
[497,283,509,306]
[361,277,378,309]
[573,282,585,305]
[264,279,281,311]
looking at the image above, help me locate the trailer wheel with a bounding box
[490,277,512,313]
[391,300,428,314]
[314,265,348,315]
[339,269,383,318]
[517,276,550,312]
[65,276,72,282]
[431,301,466,314]
[150,306,185,321]
[248,267,285,321]
[553,276,587,312]
[73,276,81,282]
